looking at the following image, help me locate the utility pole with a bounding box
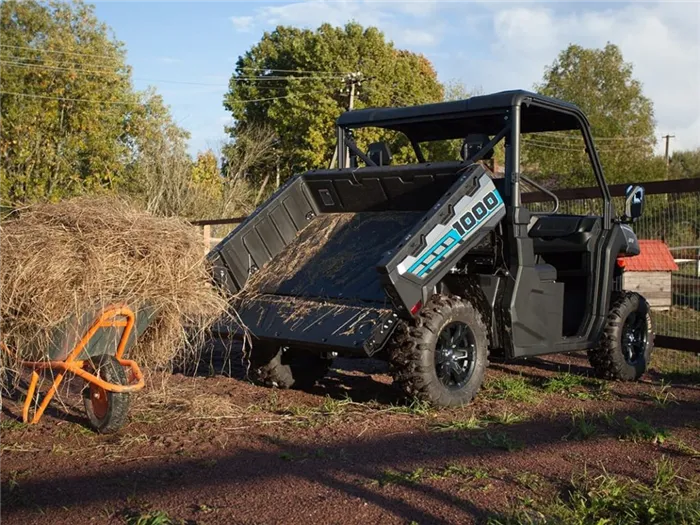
[663,134,675,172]
[330,72,363,169]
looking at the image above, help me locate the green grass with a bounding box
[542,372,586,394]
[375,467,425,487]
[486,376,540,403]
[388,398,433,416]
[0,418,26,432]
[620,416,669,444]
[485,410,527,425]
[645,380,678,408]
[489,458,700,525]
[125,510,177,525]
[565,410,598,441]
[430,414,485,432]
[429,465,489,482]
[470,431,523,452]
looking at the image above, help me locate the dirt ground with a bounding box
[2,343,699,525]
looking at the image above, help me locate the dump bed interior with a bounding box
[209,161,496,356]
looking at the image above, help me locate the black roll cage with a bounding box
[336,90,615,228]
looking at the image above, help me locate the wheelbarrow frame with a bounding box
[2,304,145,425]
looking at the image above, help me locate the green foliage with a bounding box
[620,416,669,444]
[224,22,444,182]
[669,148,700,179]
[491,460,700,525]
[0,0,135,204]
[125,510,176,525]
[542,372,586,394]
[430,414,485,432]
[470,431,523,452]
[485,410,527,426]
[531,43,659,187]
[0,0,243,218]
[486,375,540,403]
[646,380,678,408]
[565,410,598,441]
[375,467,424,487]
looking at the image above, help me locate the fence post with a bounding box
[202,224,211,257]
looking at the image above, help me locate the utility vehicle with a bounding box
[209,89,653,406]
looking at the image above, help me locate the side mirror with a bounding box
[623,185,645,223]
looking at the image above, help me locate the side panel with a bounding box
[379,165,506,317]
[208,175,317,294]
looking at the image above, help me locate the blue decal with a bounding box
[408,190,503,278]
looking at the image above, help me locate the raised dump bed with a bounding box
[209,161,504,356]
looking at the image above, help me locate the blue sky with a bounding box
[93,1,700,156]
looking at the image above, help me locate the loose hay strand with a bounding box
[0,196,232,389]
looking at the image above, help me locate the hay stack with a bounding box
[0,196,229,382]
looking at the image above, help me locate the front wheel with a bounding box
[389,294,489,407]
[588,292,654,380]
[83,354,131,433]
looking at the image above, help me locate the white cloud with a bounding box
[236,0,443,52]
[230,15,254,32]
[455,2,700,152]
[159,56,182,64]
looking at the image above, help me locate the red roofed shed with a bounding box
[623,240,678,310]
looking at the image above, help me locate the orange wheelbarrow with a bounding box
[2,304,153,433]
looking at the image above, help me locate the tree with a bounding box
[223,23,444,182]
[669,148,700,179]
[0,0,135,204]
[0,0,221,219]
[529,43,659,186]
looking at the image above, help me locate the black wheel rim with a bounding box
[622,311,648,365]
[435,321,477,390]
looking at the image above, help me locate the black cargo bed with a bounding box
[209,162,502,356]
[244,211,422,303]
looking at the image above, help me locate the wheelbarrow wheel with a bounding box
[83,354,131,433]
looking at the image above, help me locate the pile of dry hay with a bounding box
[0,196,230,386]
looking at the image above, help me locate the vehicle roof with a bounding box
[336,89,591,142]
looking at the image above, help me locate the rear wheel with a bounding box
[83,354,131,433]
[250,345,330,389]
[589,292,654,380]
[389,294,488,407]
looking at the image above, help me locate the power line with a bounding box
[0,43,123,61]
[539,131,652,142]
[237,65,344,75]
[1,45,343,75]
[0,59,347,84]
[0,90,298,106]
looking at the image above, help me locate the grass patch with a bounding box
[485,410,527,426]
[542,372,586,394]
[486,376,540,403]
[387,398,434,416]
[514,471,547,492]
[470,431,523,452]
[619,416,669,444]
[429,465,490,482]
[565,410,598,441]
[125,510,179,525]
[374,467,425,487]
[489,458,700,525]
[430,414,485,432]
[0,419,26,432]
[645,380,678,408]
